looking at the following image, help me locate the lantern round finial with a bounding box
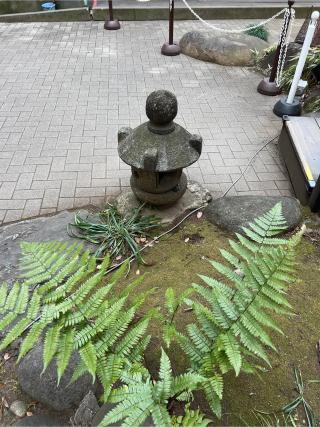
[146,90,178,125]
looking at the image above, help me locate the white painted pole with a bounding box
[287,10,319,104]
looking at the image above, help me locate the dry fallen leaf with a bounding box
[135,237,141,244]
[115,255,122,261]
[184,237,190,243]
[140,237,147,243]
[136,269,140,275]
[2,398,9,408]
[3,353,10,361]
[197,211,203,219]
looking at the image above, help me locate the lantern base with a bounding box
[131,173,187,207]
[161,42,181,56]
[257,78,282,96]
[273,97,302,118]
[104,20,120,30]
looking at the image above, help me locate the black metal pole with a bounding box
[169,0,174,45]
[109,0,114,20]
[161,0,181,56]
[104,0,121,31]
[257,0,294,95]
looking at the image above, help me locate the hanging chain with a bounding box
[180,0,286,34]
[276,8,295,86]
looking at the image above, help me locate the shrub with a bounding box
[281,47,320,92]
[245,24,269,42]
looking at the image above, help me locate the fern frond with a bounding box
[79,341,97,381]
[0,318,30,351]
[57,329,75,384]
[18,321,47,361]
[101,350,202,427]
[172,405,211,426]
[174,204,301,420]
[150,404,172,427]
[42,323,61,373]
[97,354,124,402]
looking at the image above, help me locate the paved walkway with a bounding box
[0,19,300,225]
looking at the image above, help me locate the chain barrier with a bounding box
[180,0,287,34]
[276,8,295,86]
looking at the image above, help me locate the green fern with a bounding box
[171,405,211,426]
[0,241,152,393]
[99,349,204,427]
[172,203,303,418]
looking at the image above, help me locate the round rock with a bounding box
[10,400,27,418]
[146,90,177,125]
[205,196,302,234]
[179,31,268,66]
[17,343,97,411]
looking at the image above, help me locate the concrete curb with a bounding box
[0,7,90,22]
[93,6,311,21]
[0,5,311,23]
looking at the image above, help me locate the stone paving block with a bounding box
[23,199,42,218]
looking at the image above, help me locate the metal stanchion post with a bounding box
[104,0,121,30]
[258,1,294,96]
[161,0,181,56]
[273,10,320,117]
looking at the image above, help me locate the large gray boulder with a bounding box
[179,31,268,66]
[205,196,302,234]
[17,343,97,412]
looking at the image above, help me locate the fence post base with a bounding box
[104,20,120,30]
[273,96,301,117]
[161,42,181,56]
[257,77,282,96]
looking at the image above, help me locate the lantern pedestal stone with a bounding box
[113,181,212,226]
[118,90,203,207]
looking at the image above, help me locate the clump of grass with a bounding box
[245,24,269,41]
[282,368,318,427]
[304,96,320,113]
[281,47,320,92]
[68,204,160,261]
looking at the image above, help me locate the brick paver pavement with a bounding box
[0,19,300,224]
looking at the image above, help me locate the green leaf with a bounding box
[57,329,75,384]
[42,323,61,373]
[220,332,242,376]
[79,341,97,382]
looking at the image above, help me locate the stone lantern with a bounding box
[118,90,203,207]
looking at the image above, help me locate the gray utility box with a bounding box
[279,116,320,212]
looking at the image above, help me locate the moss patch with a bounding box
[118,217,320,425]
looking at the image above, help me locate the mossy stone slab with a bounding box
[205,195,302,234]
